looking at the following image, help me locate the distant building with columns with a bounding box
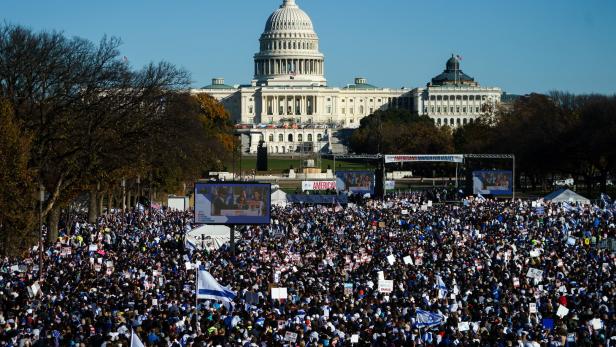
[193,0,501,154]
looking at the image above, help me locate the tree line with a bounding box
[0,25,233,255]
[350,92,616,195]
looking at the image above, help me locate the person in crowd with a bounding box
[0,192,614,346]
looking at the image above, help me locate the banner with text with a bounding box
[385,155,464,164]
[302,181,337,192]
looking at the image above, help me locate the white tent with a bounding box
[271,189,288,207]
[186,225,233,251]
[544,188,590,205]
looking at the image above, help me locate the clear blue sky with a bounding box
[4,0,616,95]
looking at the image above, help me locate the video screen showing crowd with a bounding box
[1,187,615,346]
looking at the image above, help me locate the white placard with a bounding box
[378,280,394,293]
[526,267,544,280]
[403,256,413,265]
[350,334,359,344]
[271,287,288,300]
[386,254,396,265]
[513,277,520,288]
[529,250,540,258]
[556,305,569,318]
[591,318,603,330]
[284,331,298,342]
[529,303,537,313]
[458,322,470,332]
[88,244,98,252]
[377,271,385,281]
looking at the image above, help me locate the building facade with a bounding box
[193,0,501,154]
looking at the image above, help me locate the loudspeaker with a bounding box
[256,141,268,171]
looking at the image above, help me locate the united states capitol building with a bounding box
[193,0,503,154]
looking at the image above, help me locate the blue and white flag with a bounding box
[414,309,445,328]
[131,330,145,347]
[185,238,197,253]
[601,193,612,205]
[476,193,486,202]
[197,268,236,302]
[435,275,448,299]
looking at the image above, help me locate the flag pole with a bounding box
[195,266,200,334]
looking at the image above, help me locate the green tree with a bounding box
[350,109,452,154]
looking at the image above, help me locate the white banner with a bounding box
[385,154,464,164]
[378,280,394,293]
[302,181,336,191]
[385,180,396,190]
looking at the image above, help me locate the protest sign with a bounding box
[386,254,395,265]
[271,287,288,300]
[284,332,298,342]
[378,280,394,293]
[458,322,470,332]
[403,256,413,265]
[526,268,543,280]
[556,305,569,318]
[344,283,353,296]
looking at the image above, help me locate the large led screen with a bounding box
[335,171,375,195]
[472,171,512,195]
[194,183,271,225]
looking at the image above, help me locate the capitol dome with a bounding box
[264,0,314,33]
[254,0,326,87]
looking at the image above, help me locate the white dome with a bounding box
[264,0,314,33]
[254,0,326,87]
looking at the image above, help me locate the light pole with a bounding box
[38,184,44,281]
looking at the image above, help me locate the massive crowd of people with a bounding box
[0,193,614,346]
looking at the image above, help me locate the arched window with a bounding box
[317,133,322,141]
[437,118,442,125]
[269,134,274,142]
[360,106,364,114]
[298,134,303,142]
[463,118,468,125]
[278,134,283,142]
[307,134,313,141]
[288,134,293,142]
[450,118,454,125]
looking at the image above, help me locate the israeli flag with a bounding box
[131,330,145,347]
[601,193,612,205]
[185,238,197,253]
[435,275,448,299]
[197,268,236,303]
[414,309,445,328]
